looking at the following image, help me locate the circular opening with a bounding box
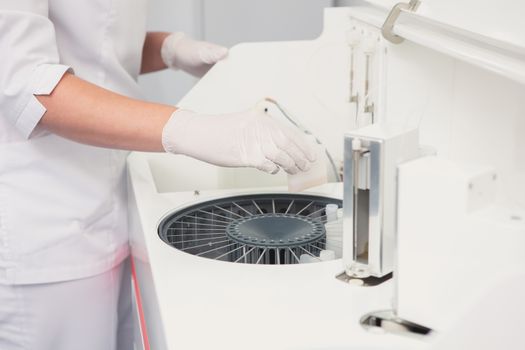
[158,193,342,265]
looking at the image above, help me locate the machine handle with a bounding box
[381,0,421,44]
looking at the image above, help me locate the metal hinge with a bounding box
[381,0,421,44]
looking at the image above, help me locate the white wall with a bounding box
[138,0,201,105]
[138,0,334,106]
[201,0,332,47]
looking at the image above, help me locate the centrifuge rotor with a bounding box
[158,193,342,265]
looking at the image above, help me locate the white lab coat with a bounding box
[0,0,148,284]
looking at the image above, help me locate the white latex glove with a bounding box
[161,32,228,77]
[162,103,317,174]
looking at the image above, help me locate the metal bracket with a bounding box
[336,271,392,287]
[360,310,432,337]
[381,0,421,44]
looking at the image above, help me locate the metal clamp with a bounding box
[381,0,421,44]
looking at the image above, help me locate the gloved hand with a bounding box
[162,103,317,174]
[161,32,228,77]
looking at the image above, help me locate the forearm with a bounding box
[37,73,175,152]
[141,32,170,74]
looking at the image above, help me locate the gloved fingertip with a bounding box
[201,46,229,64]
[215,47,229,60]
[292,157,310,172]
[301,161,312,172]
[287,130,318,163]
[257,160,280,174]
[306,149,317,163]
[285,166,300,175]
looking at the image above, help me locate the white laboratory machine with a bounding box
[127,1,525,349]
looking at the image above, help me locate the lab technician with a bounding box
[0,2,315,349]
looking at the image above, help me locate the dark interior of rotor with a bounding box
[158,194,342,265]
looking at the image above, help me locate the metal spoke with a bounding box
[168,228,232,233]
[213,205,244,218]
[288,248,301,263]
[173,236,228,244]
[214,245,246,260]
[196,242,238,257]
[308,243,324,251]
[232,202,253,216]
[179,239,230,251]
[180,215,230,225]
[296,201,314,215]
[197,209,235,222]
[284,200,294,214]
[255,248,268,264]
[306,207,327,217]
[252,200,264,214]
[234,246,256,263]
[166,232,229,237]
[178,222,228,228]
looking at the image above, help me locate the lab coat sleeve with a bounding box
[0,1,72,139]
